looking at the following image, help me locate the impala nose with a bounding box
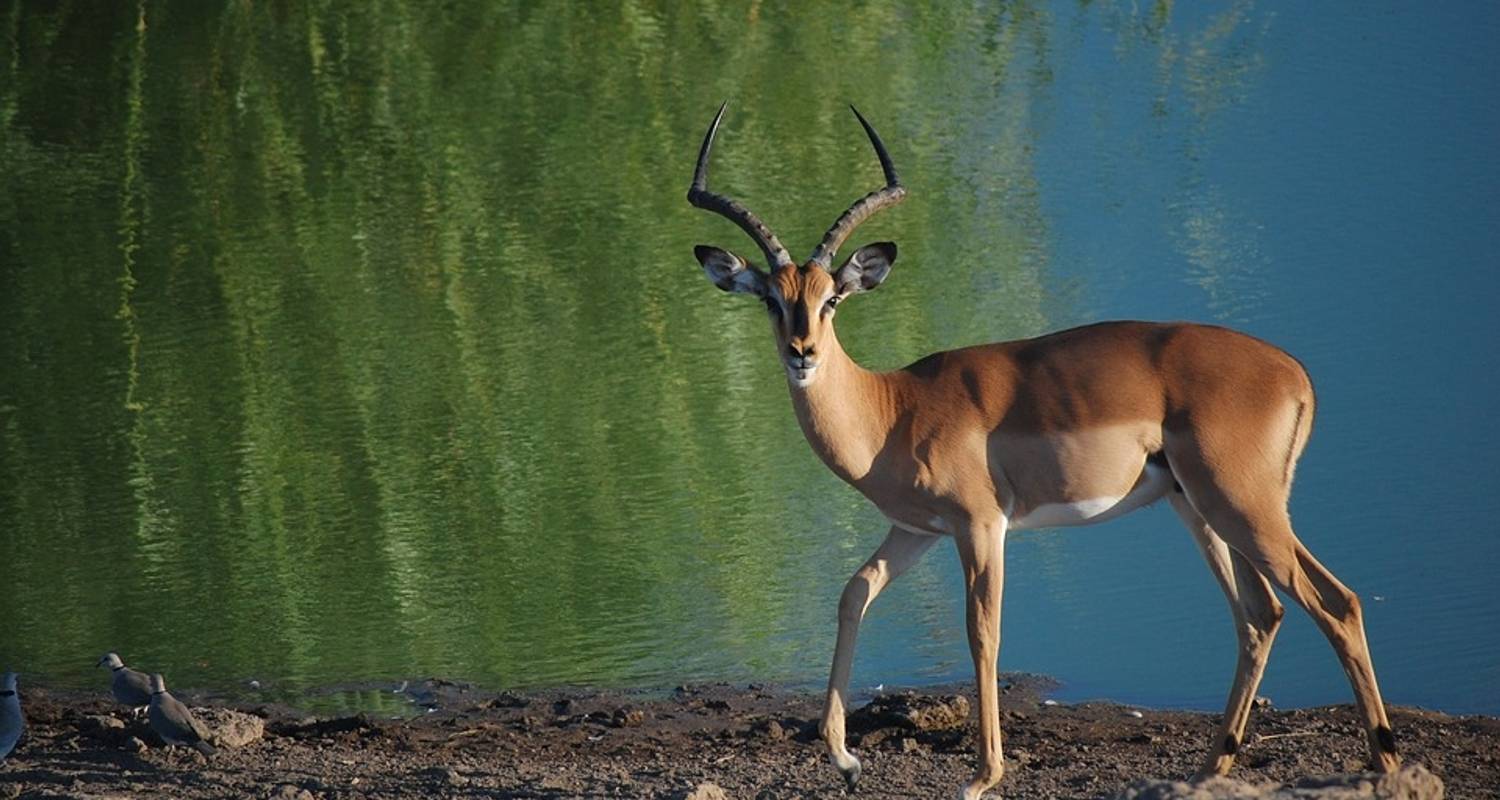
[786,343,816,363]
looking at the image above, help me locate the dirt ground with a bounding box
[1,677,1496,799]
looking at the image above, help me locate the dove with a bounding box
[147,674,216,756]
[0,672,22,762]
[98,652,152,711]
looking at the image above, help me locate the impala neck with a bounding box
[786,328,896,484]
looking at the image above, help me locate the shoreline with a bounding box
[1,678,1494,798]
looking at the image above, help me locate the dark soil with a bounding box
[1,678,1495,799]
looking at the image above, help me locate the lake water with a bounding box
[2,2,1497,716]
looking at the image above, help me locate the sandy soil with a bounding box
[1,677,1495,799]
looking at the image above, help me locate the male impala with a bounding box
[687,104,1400,799]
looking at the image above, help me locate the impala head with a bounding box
[688,103,905,388]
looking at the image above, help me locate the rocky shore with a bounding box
[0,678,1493,799]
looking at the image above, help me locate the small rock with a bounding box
[420,766,467,786]
[612,707,645,728]
[267,785,314,800]
[490,691,529,709]
[900,736,923,753]
[79,714,128,743]
[195,707,266,747]
[853,692,970,732]
[760,720,786,741]
[1043,699,1059,706]
[83,714,126,731]
[1253,695,1274,709]
[681,782,728,800]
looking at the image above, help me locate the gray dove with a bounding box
[146,674,216,756]
[0,671,22,762]
[98,652,152,711]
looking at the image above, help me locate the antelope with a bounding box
[686,103,1401,799]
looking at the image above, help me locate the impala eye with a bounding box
[763,297,781,315]
[824,296,841,313]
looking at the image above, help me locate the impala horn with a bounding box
[687,102,795,271]
[807,106,906,269]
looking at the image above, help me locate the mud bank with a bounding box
[0,678,1493,799]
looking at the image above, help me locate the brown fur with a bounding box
[697,258,1398,798]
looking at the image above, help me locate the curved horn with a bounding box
[687,103,795,270]
[808,106,906,269]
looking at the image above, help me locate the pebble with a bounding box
[612,707,646,728]
[420,766,467,786]
[681,782,728,800]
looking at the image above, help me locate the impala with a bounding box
[686,103,1399,799]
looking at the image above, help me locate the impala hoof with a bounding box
[828,749,862,792]
[841,760,861,792]
[960,767,1003,799]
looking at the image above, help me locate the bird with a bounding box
[98,652,152,712]
[0,672,23,762]
[146,674,216,756]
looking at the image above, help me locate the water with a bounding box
[2,2,1497,715]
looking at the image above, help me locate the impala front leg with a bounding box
[957,517,1007,800]
[822,526,938,790]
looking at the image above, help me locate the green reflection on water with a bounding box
[0,0,1302,708]
[0,1,1053,696]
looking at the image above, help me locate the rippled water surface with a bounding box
[2,2,1497,715]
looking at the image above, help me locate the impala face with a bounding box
[694,247,896,388]
[687,102,905,390]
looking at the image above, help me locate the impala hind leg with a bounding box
[1258,530,1400,773]
[955,519,1007,800]
[1168,442,1400,774]
[1169,493,1284,778]
[821,526,939,790]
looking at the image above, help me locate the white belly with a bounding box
[1009,462,1174,531]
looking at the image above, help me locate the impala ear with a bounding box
[695,245,768,296]
[834,242,896,295]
